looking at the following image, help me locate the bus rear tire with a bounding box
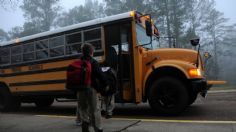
[35,97,54,108]
[148,77,189,115]
[0,86,21,112]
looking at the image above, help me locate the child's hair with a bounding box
[81,43,94,56]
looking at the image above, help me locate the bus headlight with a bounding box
[189,68,202,78]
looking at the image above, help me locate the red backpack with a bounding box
[66,59,92,91]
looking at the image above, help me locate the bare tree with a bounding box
[55,0,104,27]
[20,0,61,35]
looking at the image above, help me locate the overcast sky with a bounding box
[0,0,236,32]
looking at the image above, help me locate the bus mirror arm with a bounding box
[190,38,201,68]
[196,44,201,68]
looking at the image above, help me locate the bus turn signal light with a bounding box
[189,68,201,77]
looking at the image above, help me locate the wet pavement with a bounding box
[1,90,236,132]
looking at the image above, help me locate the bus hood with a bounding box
[147,48,198,65]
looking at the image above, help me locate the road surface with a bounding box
[1,90,236,132]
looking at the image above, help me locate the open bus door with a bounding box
[104,22,135,103]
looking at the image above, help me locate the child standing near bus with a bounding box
[76,43,108,132]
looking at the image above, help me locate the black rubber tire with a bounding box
[0,87,21,112]
[188,92,198,105]
[10,97,21,111]
[35,97,54,108]
[148,77,189,115]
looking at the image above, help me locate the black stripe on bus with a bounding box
[0,51,104,77]
[1,67,67,77]
[0,51,104,69]
[9,79,66,87]
[12,90,75,97]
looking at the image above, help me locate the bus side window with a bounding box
[23,43,35,61]
[49,36,65,48]
[0,47,10,65]
[66,32,82,55]
[50,47,64,57]
[11,45,22,64]
[36,39,49,60]
[49,36,65,57]
[84,28,102,50]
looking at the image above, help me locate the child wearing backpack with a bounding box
[67,43,108,132]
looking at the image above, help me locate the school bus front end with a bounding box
[130,11,222,115]
[133,46,207,115]
[135,47,211,115]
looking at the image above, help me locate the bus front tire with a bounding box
[0,87,21,112]
[35,98,54,108]
[188,92,198,105]
[148,77,189,115]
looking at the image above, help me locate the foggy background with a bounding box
[0,0,236,88]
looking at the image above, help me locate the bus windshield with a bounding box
[136,24,160,50]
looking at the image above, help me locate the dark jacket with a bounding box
[81,55,108,91]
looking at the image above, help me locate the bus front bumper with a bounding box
[191,79,209,98]
[191,79,227,98]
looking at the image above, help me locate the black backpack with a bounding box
[98,68,117,96]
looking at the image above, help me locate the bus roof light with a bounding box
[15,38,20,43]
[130,11,135,17]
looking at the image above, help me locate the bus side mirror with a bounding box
[145,20,152,37]
[190,38,200,46]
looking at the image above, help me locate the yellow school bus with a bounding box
[0,11,222,114]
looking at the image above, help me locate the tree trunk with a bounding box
[164,0,172,48]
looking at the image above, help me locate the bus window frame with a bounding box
[35,39,49,60]
[0,26,104,67]
[22,42,35,62]
[48,34,65,58]
[83,27,102,50]
[11,45,23,64]
[35,39,49,51]
[0,47,10,66]
[65,31,82,55]
[65,31,82,45]
[49,35,65,49]
[83,27,102,41]
[49,35,65,58]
